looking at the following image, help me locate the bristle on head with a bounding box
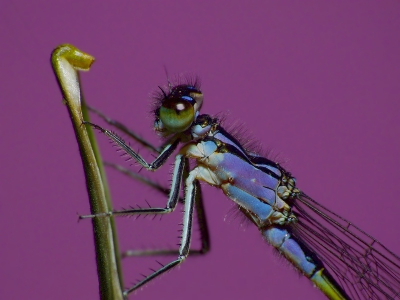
[151,74,201,115]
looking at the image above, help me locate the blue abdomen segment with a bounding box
[223,184,274,222]
[263,227,348,300]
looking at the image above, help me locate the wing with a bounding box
[290,192,400,300]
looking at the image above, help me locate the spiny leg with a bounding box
[121,181,208,257]
[193,180,210,254]
[183,158,209,255]
[119,158,210,257]
[80,153,186,219]
[83,121,179,171]
[87,105,180,197]
[87,105,173,153]
[105,162,171,199]
[123,167,200,297]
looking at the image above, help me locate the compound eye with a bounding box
[159,98,195,132]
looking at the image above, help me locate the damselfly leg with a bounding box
[87,105,173,153]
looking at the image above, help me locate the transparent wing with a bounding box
[291,192,400,300]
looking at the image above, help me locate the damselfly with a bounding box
[83,78,400,300]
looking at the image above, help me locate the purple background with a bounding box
[1,1,400,299]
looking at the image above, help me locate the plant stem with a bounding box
[51,44,123,300]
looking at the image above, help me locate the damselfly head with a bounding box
[153,83,203,135]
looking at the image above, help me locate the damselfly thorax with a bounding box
[179,114,298,228]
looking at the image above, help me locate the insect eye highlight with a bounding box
[159,98,195,132]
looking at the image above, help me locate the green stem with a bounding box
[51,44,123,300]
